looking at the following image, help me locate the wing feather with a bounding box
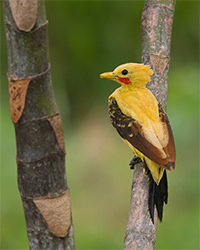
[109,98,175,169]
[158,104,176,170]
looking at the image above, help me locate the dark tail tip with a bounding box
[144,162,168,223]
[148,177,155,223]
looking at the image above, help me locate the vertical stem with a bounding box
[141,0,175,110]
[124,164,158,250]
[124,0,175,249]
[2,0,75,249]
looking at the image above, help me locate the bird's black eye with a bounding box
[122,69,128,75]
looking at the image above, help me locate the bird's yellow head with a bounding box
[100,63,153,88]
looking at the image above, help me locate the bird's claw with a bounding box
[129,156,142,169]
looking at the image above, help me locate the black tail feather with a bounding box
[148,175,156,223]
[144,161,168,223]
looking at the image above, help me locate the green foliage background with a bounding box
[0,1,199,249]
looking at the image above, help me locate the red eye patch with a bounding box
[117,77,131,85]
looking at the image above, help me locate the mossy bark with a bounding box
[3,0,75,249]
[124,0,175,249]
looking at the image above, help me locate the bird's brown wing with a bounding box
[157,104,176,169]
[109,98,176,169]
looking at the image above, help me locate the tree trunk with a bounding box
[124,0,175,249]
[2,0,75,249]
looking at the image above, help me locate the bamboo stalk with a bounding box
[2,0,75,249]
[124,1,175,249]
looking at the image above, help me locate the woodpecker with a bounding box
[100,63,176,222]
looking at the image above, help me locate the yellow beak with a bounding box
[100,72,115,80]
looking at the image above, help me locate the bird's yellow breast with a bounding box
[109,87,159,123]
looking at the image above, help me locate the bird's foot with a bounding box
[129,156,142,169]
